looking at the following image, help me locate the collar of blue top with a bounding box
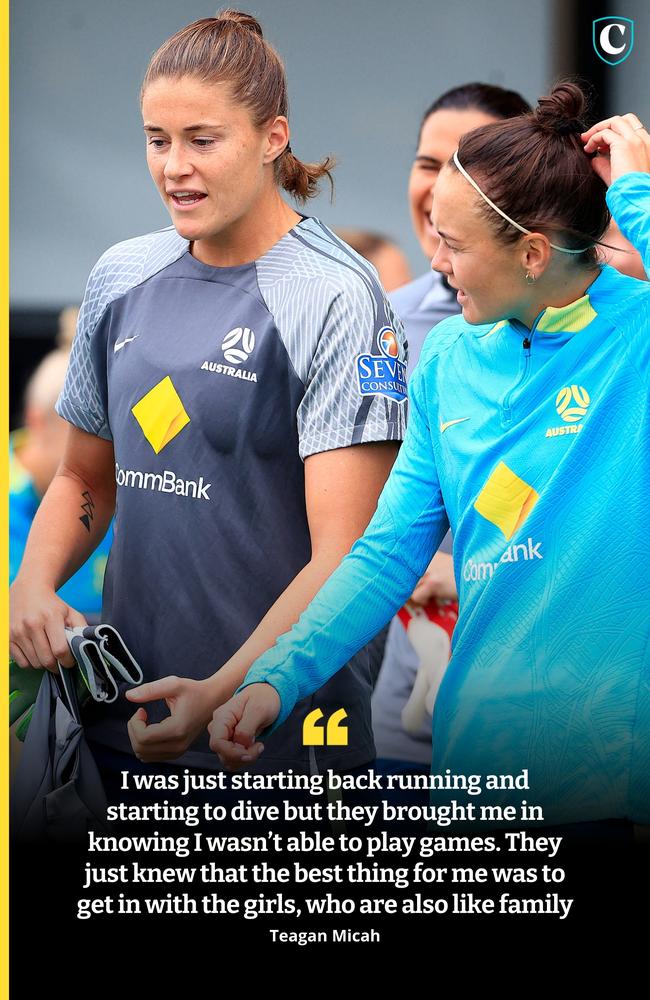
[476,262,624,340]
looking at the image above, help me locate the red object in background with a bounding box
[397,598,458,643]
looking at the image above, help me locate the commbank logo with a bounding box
[222,327,255,365]
[463,537,543,583]
[131,376,190,454]
[473,461,539,540]
[593,17,634,65]
[469,462,543,583]
[115,463,211,501]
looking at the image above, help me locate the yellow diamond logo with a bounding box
[131,376,190,454]
[474,461,539,540]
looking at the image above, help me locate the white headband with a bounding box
[452,150,591,255]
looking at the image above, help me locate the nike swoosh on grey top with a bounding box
[114,336,139,353]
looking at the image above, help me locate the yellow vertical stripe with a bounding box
[2,0,10,994]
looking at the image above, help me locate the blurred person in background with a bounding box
[395,83,532,366]
[335,228,412,291]
[372,83,530,780]
[10,347,111,615]
[9,345,111,778]
[56,306,80,350]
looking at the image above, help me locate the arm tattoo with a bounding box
[79,490,95,533]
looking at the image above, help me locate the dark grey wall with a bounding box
[12,0,556,306]
[610,1,649,121]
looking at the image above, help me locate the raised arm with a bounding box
[582,112,650,271]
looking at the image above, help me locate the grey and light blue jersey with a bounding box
[56,216,407,772]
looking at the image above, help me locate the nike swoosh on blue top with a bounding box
[440,417,470,432]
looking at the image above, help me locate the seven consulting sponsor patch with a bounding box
[356,326,407,403]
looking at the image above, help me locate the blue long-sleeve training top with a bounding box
[238,172,650,825]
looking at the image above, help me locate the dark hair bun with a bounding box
[533,81,588,136]
[217,8,263,37]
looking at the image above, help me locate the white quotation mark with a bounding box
[222,327,255,365]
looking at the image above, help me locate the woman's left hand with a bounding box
[126,676,219,762]
[582,113,650,187]
[208,684,279,770]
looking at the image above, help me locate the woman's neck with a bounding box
[191,190,302,268]
[516,266,600,330]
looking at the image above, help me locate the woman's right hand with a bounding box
[208,683,280,770]
[9,577,87,671]
[582,113,650,186]
[411,551,457,605]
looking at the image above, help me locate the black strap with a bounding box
[55,665,83,725]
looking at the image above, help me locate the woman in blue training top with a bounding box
[373,82,530,773]
[210,83,650,828]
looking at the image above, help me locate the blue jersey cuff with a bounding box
[234,673,294,739]
[605,171,650,251]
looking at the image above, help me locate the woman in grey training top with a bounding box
[9,12,405,784]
